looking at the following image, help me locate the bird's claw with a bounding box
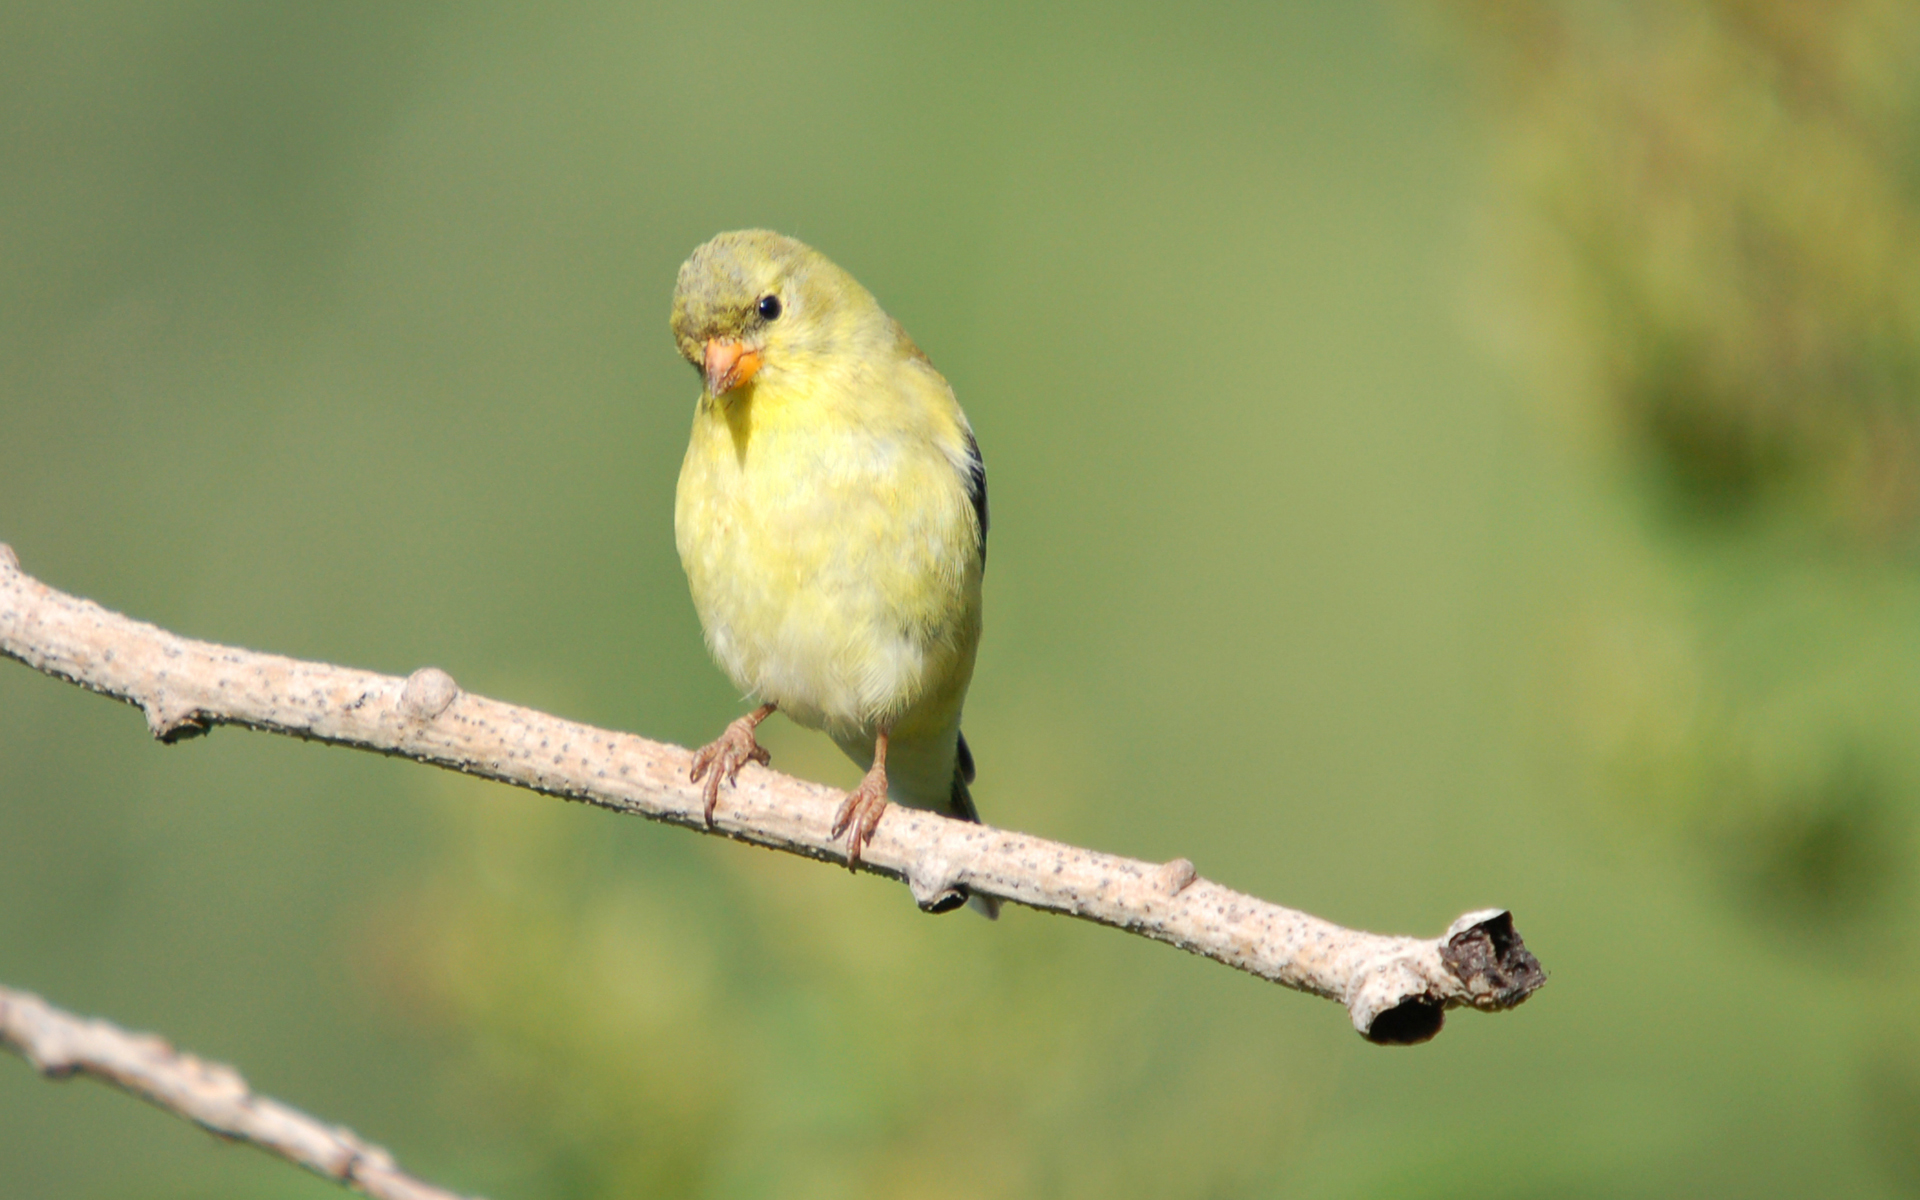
[830,771,889,870]
[689,716,772,826]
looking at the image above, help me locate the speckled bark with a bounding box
[0,984,477,1200]
[0,543,1543,1043]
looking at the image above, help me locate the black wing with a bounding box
[963,428,988,564]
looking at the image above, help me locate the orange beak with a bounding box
[703,339,763,396]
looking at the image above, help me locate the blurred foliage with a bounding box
[1445,0,1920,539]
[1438,0,1920,1188]
[4,2,1920,1198]
[1866,1038,1920,1194]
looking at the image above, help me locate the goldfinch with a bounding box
[670,230,994,916]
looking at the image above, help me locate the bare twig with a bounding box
[0,543,1543,1043]
[0,983,478,1200]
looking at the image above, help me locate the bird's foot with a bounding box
[830,764,890,870]
[689,707,774,826]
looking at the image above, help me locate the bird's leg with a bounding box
[830,728,891,869]
[689,702,776,826]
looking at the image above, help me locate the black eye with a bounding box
[756,295,782,321]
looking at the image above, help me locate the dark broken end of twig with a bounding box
[152,714,213,743]
[1362,910,1547,1046]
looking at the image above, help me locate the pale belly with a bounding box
[675,414,981,746]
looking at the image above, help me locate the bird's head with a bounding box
[670,230,898,398]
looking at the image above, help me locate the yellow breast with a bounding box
[674,360,982,746]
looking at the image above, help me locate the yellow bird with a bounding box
[670,230,995,916]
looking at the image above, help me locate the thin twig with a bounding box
[0,542,1543,1043]
[0,984,478,1200]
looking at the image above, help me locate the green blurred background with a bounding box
[4,1,1919,1196]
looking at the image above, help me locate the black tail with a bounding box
[949,730,980,820]
[948,731,998,919]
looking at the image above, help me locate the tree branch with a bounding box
[0,983,478,1200]
[0,543,1543,1043]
